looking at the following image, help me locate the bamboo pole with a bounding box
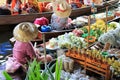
[87,15,91,47]
[105,6,108,33]
[42,33,47,69]
[84,15,91,73]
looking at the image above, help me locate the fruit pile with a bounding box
[81,19,120,40]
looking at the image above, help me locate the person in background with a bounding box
[51,0,72,30]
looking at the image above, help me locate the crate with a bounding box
[66,49,111,80]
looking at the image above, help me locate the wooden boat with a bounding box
[0,0,119,26]
[0,0,119,43]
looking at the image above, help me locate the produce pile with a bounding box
[48,19,120,49]
[98,22,120,48]
[82,19,120,39]
[47,19,120,78]
[48,32,86,49]
[85,49,120,76]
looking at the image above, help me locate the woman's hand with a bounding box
[38,55,53,63]
[34,47,41,55]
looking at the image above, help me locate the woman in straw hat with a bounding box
[51,0,72,30]
[5,22,52,73]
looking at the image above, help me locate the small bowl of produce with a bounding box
[84,36,96,43]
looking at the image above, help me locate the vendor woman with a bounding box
[5,22,53,73]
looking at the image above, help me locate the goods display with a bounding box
[45,18,120,80]
[0,0,120,80]
[47,32,86,49]
[66,48,111,80]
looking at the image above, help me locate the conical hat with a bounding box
[13,22,38,42]
[52,0,72,18]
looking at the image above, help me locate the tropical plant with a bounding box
[3,58,63,80]
[47,58,63,80]
[25,59,48,80]
[26,58,63,80]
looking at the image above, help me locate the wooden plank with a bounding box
[0,12,52,25]
[0,6,91,25]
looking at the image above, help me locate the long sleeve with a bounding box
[26,42,37,60]
[13,41,37,64]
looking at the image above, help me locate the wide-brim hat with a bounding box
[13,22,38,42]
[52,0,72,18]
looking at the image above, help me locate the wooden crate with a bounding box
[66,49,111,80]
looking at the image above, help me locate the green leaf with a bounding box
[55,60,58,80]
[35,65,40,79]
[25,58,42,80]
[29,70,35,79]
[26,58,58,80]
[29,75,32,80]
[39,73,44,80]
[57,59,62,80]
[55,59,63,80]
[41,72,49,80]
[2,71,13,80]
[46,65,55,80]
[49,63,55,72]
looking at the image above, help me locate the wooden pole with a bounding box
[87,15,91,47]
[105,6,108,33]
[42,33,47,69]
[84,15,91,73]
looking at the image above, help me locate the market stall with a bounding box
[0,0,120,80]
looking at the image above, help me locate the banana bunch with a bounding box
[91,19,106,31]
[107,57,120,75]
[111,60,120,75]
[108,57,115,65]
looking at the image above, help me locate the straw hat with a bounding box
[52,0,72,18]
[13,22,38,42]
